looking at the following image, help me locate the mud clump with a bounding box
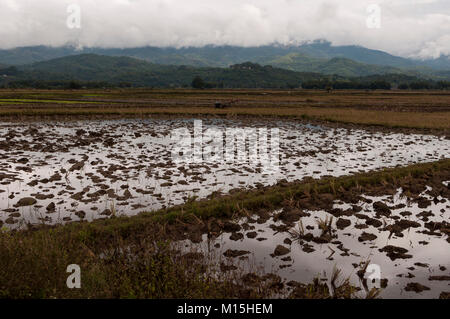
[366,218,383,228]
[373,201,391,217]
[358,232,377,242]
[46,202,56,213]
[417,197,431,208]
[417,211,434,222]
[246,231,257,239]
[100,209,112,216]
[278,208,309,223]
[15,197,37,207]
[405,282,430,293]
[49,173,62,182]
[230,232,244,241]
[5,217,17,224]
[302,244,315,253]
[429,276,450,281]
[223,221,241,233]
[223,249,250,258]
[76,129,87,136]
[336,218,351,230]
[17,157,29,164]
[394,219,421,231]
[69,161,85,172]
[75,211,86,219]
[379,245,412,260]
[272,245,290,257]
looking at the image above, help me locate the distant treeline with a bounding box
[3,78,450,90]
[1,61,449,90]
[1,80,129,90]
[398,81,450,90]
[192,76,450,90]
[301,80,450,90]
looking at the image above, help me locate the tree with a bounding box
[410,81,430,90]
[68,81,82,89]
[436,81,450,90]
[191,76,205,89]
[0,66,19,76]
[369,81,391,90]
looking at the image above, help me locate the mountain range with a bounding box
[0,41,449,79]
[2,53,446,90]
[3,55,329,88]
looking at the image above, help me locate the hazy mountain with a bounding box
[2,54,445,90]
[292,41,418,68]
[262,54,405,77]
[421,55,450,70]
[0,46,79,66]
[1,47,414,78]
[28,54,152,79]
[1,41,449,75]
[13,54,330,88]
[0,45,296,67]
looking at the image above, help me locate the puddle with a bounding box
[179,184,450,299]
[0,118,449,228]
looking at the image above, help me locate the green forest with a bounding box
[0,55,449,90]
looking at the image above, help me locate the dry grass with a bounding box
[0,89,449,129]
[0,105,448,129]
[0,223,282,299]
[317,216,334,235]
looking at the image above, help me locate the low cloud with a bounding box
[0,0,448,58]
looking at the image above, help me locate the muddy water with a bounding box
[181,185,450,299]
[0,118,449,227]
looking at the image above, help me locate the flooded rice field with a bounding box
[179,183,450,299]
[0,118,449,227]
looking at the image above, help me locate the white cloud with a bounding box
[0,0,448,58]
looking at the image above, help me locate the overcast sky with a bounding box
[0,0,449,59]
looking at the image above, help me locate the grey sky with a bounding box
[0,0,449,58]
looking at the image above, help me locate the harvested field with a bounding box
[0,89,449,130]
[0,89,448,299]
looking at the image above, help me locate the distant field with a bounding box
[0,98,101,104]
[0,89,449,130]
